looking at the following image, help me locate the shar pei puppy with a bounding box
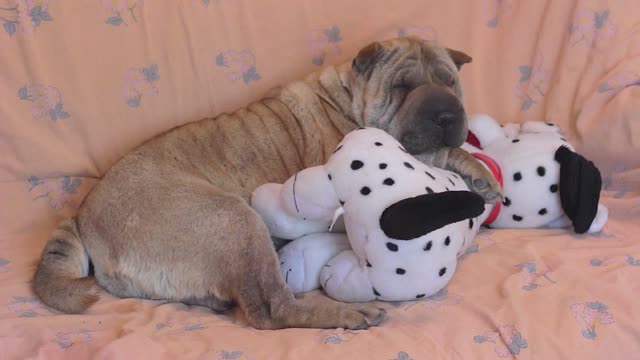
[33,36,501,330]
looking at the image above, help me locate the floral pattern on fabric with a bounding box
[309,25,342,66]
[28,175,81,209]
[515,262,556,291]
[215,50,261,84]
[123,64,159,107]
[18,85,69,120]
[569,9,617,48]
[7,296,50,317]
[1,0,52,36]
[100,0,143,26]
[570,301,615,340]
[474,324,529,358]
[55,330,95,349]
[515,53,549,111]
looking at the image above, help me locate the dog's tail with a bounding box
[33,217,99,313]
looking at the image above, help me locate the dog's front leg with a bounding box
[443,147,503,204]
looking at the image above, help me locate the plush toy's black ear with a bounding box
[554,146,602,234]
[380,191,485,241]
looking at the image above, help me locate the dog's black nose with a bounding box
[433,112,456,128]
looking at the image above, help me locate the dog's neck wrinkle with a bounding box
[313,64,357,124]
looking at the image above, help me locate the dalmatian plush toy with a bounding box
[461,114,608,234]
[251,127,491,303]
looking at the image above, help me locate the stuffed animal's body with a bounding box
[251,117,608,303]
[462,114,608,234]
[252,128,489,302]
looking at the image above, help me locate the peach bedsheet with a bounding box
[1,0,639,359]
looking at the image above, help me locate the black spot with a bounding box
[537,166,546,176]
[351,160,364,170]
[546,122,555,126]
[424,241,433,251]
[539,208,548,215]
[444,236,451,246]
[560,137,567,142]
[503,197,511,206]
[512,139,520,143]
[339,200,345,205]
[379,163,388,169]
[445,187,450,191]
[386,242,399,252]
[357,127,366,130]
[399,146,408,153]
[426,187,434,194]
[550,184,558,193]
[425,171,436,180]
[328,174,332,180]
[513,215,523,221]
[439,267,447,277]
[383,178,395,186]
[404,162,414,170]
[448,177,455,186]
[373,287,381,296]
[375,142,383,146]
[469,218,474,229]
[416,294,426,299]
[360,187,371,195]
[334,145,343,153]
[396,268,406,275]
[513,172,522,181]
[366,259,372,267]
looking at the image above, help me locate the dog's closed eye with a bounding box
[434,66,455,87]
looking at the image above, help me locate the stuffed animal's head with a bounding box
[325,128,486,235]
[323,128,489,300]
[467,114,604,233]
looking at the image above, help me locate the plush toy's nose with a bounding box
[380,191,485,241]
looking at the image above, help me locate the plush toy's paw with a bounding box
[278,233,351,294]
[320,250,376,303]
[468,168,503,205]
[278,246,307,294]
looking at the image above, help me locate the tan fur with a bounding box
[32,37,500,329]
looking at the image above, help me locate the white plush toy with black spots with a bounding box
[461,114,608,234]
[251,127,490,303]
[252,116,609,303]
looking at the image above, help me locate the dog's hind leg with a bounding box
[180,295,235,312]
[225,198,386,330]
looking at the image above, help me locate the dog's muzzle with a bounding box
[396,84,468,154]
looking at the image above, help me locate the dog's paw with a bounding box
[469,172,503,205]
[339,305,386,330]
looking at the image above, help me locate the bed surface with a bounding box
[1,1,639,359]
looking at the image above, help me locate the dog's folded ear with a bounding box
[554,146,603,234]
[352,41,385,77]
[446,48,473,70]
[380,191,485,241]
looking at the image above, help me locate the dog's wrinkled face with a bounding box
[349,36,472,155]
